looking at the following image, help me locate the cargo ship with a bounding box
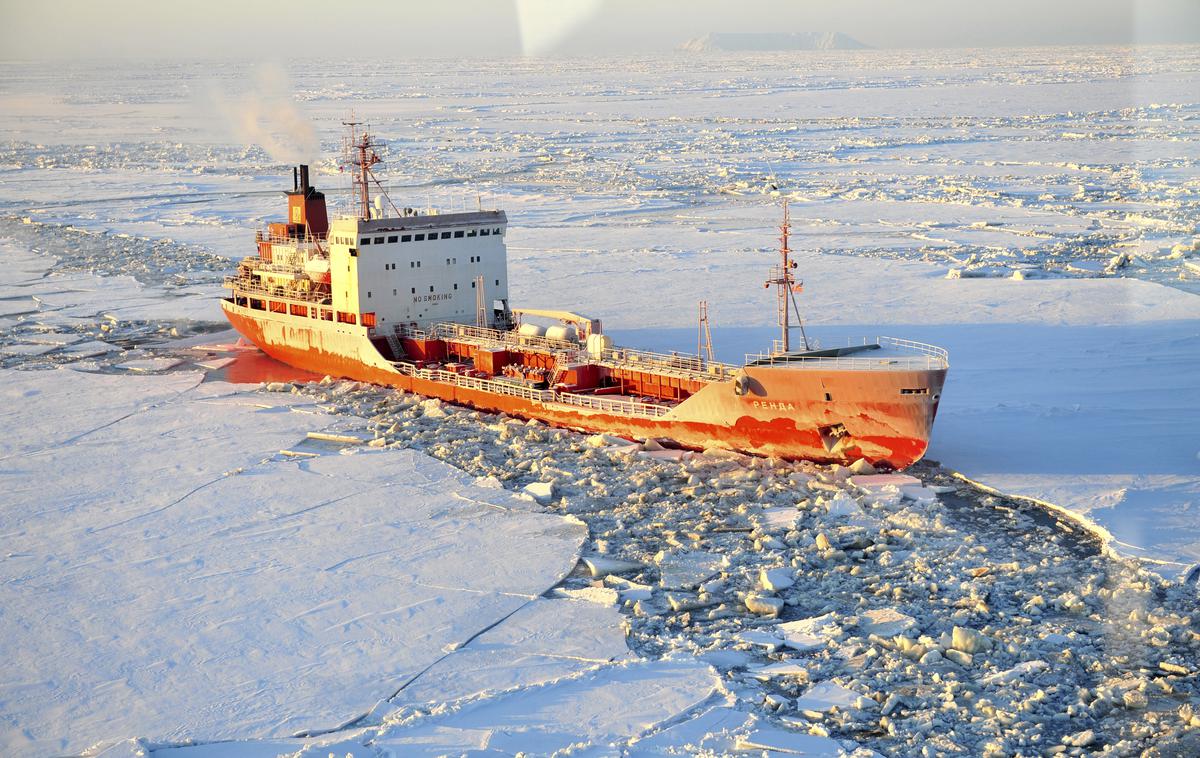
[221,125,948,468]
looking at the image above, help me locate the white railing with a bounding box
[598,347,734,381]
[431,322,580,354]
[744,336,949,371]
[553,391,673,418]
[392,361,672,418]
[396,322,947,380]
[255,230,327,250]
[224,277,332,305]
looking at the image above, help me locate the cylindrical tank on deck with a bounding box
[518,323,545,338]
[545,325,578,342]
[586,333,613,357]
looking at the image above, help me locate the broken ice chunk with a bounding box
[857,608,917,637]
[667,593,718,612]
[585,432,637,449]
[581,555,647,578]
[116,357,184,372]
[848,473,921,492]
[603,574,654,602]
[823,492,864,519]
[737,630,785,653]
[900,485,940,503]
[639,448,689,462]
[59,340,117,358]
[848,458,877,475]
[656,550,723,589]
[749,660,810,680]
[552,586,621,606]
[521,481,555,504]
[950,625,992,654]
[776,613,840,652]
[744,594,785,617]
[759,567,795,592]
[981,660,1048,686]
[794,681,859,712]
[734,719,854,755]
[754,507,799,532]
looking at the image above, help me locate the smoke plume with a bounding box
[207,62,318,164]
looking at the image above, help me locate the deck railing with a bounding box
[430,322,581,354]
[396,322,948,378]
[255,230,328,250]
[391,360,672,418]
[597,347,734,381]
[744,336,949,371]
[224,276,332,305]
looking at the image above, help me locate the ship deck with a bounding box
[381,322,948,413]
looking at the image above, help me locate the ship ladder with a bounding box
[385,333,406,361]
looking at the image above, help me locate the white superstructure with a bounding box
[326,210,509,330]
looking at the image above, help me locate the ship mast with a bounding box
[342,120,383,220]
[763,201,792,355]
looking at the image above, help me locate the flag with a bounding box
[792,284,804,294]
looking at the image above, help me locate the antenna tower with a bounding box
[697,300,714,364]
[764,200,808,353]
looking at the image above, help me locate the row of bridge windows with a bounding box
[330,228,503,247]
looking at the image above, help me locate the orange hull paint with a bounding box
[222,301,945,469]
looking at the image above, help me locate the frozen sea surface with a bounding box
[2,47,1198,291]
[1,48,1199,756]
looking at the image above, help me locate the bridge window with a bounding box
[374,237,384,244]
[415,233,425,241]
[454,230,464,238]
[388,235,398,243]
[360,238,371,245]
[441,231,451,239]
[467,230,477,237]
[401,234,411,242]
[480,229,490,236]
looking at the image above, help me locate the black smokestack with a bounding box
[299,165,310,194]
[292,166,298,192]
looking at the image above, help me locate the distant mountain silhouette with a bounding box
[679,32,869,52]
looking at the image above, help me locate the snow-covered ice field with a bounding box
[1,48,1199,756]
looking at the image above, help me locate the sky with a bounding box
[0,0,1197,59]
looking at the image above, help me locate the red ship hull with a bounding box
[223,301,945,469]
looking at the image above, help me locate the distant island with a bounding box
[679,32,869,52]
